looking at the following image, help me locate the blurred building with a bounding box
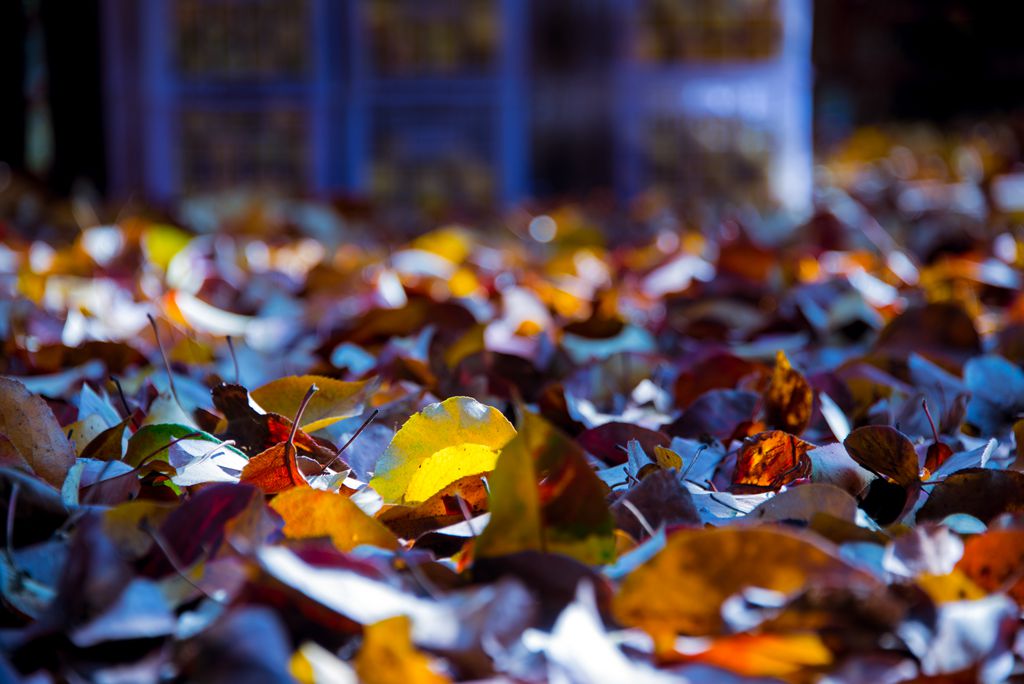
[100,0,811,215]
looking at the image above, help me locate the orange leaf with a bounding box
[240,443,308,494]
[271,488,397,552]
[956,530,1024,607]
[682,633,832,677]
[733,430,814,488]
[763,350,813,435]
[613,527,874,638]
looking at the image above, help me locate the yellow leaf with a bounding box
[916,570,987,604]
[475,409,615,564]
[270,488,398,552]
[142,224,191,271]
[613,527,874,639]
[290,641,356,684]
[411,226,473,264]
[251,375,378,433]
[370,396,515,504]
[443,324,485,369]
[103,500,175,558]
[65,414,109,456]
[653,445,683,470]
[354,616,451,684]
[404,444,499,504]
[447,267,478,298]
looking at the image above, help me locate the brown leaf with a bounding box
[576,422,669,466]
[874,302,981,366]
[0,377,75,487]
[733,430,814,489]
[674,353,765,409]
[377,474,489,539]
[763,350,813,434]
[611,468,700,540]
[917,468,1024,524]
[843,425,919,487]
[213,383,336,464]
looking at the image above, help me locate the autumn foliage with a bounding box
[1,206,1024,682]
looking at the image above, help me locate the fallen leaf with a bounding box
[370,396,515,505]
[956,530,1024,606]
[613,526,872,640]
[763,350,813,434]
[377,474,489,539]
[674,353,764,409]
[271,488,397,552]
[0,377,76,487]
[682,632,833,677]
[251,375,379,433]
[917,468,1024,524]
[611,468,700,540]
[240,442,309,494]
[747,483,859,523]
[476,409,615,565]
[576,422,670,466]
[666,389,760,443]
[733,430,814,489]
[843,425,920,487]
[354,615,451,684]
[213,383,337,463]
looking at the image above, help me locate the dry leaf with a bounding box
[0,377,76,487]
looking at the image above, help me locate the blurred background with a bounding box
[3,1,1024,233]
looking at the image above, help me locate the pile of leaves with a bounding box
[2,198,1024,683]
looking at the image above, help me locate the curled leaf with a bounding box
[733,430,814,489]
[843,425,919,487]
[241,443,309,494]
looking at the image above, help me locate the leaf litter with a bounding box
[1,198,1024,682]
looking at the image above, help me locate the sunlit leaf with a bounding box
[251,375,379,433]
[240,443,309,494]
[476,409,615,565]
[733,430,814,489]
[271,488,397,552]
[370,396,515,505]
[354,615,451,684]
[763,350,813,435]
[613,527,873,640]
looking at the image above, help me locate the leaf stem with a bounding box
[147,313,185,416]
[317,408,379,476]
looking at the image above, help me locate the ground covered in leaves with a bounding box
[3,190,1024,682]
